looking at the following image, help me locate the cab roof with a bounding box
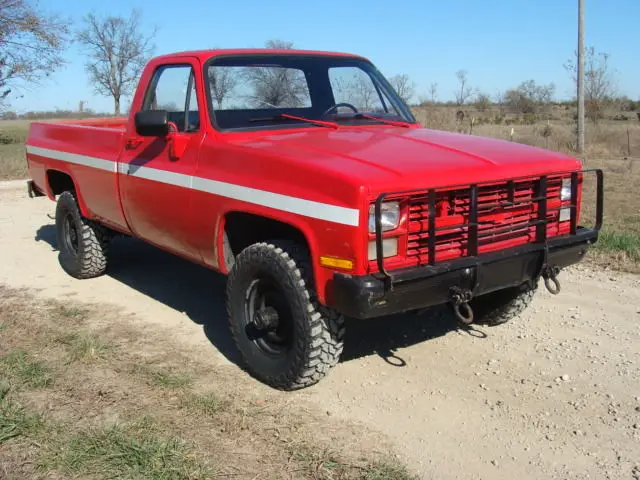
[151,48,368,63]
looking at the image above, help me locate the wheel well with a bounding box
[224,212,310,261]
[46,170,75,196]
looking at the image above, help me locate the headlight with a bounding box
[368,201,400,233]
[368,238,398,260]
[561,178,572,201]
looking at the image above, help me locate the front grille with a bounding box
[405,178,565,266]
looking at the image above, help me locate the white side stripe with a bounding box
[191,176,359,226]
[26,145,360,227]
[127,164,194,189]
[26,145,116,172]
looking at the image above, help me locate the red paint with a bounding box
[25,49,584,307]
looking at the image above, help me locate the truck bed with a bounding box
[54,117,128,130]
[26,118,130,232]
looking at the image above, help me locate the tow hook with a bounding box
[450,287,474,324]
[542,265,561,295]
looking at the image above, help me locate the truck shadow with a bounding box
[35,225,482,368]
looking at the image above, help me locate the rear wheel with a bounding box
[471,284,537,326]
[55,191,110,279]
[226,240,344,390]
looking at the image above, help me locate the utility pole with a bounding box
[577,0,585,154]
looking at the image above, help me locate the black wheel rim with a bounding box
[244,277,294,358]
[63,212,79,255]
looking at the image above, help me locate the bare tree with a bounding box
[504,80,555,114]
[244,39,309,108]
[247,66,309,108]
[328,71,380,111]
[208,66,237,109]
[0,0,69,109]
[454,70,472,106]
[474,91,491,112]
[350,73,378,110]
[388,73,415,105]
[265,39,295,50]
[429,83,438,103]
[493,90,506,114]
[77,11,155,115]
[565,47,616,124]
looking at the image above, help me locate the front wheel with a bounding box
[226,240,344,390]
[471,284,537,326]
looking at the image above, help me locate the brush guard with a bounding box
[372,168,604,296]
[331,168,603,320]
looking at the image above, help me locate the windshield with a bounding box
[205,54,416,131]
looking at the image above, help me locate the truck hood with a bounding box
[236,126,583,192]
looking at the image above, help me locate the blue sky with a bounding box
[11,0,639,114]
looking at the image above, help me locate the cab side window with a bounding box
[143,65,199,132]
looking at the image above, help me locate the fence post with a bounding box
[627,127,631,157]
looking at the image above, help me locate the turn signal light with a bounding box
[320,256,354,270]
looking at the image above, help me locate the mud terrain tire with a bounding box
[471,285,537,326]
[55,191,110,279]
[227,240,345,390]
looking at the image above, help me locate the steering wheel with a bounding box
[322,102,359,117]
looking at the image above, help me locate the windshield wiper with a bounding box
[349,113,413,128]
[248,113,339,129]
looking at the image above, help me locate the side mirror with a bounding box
[135,110,169,137]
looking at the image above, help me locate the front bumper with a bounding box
[333,227,597,319]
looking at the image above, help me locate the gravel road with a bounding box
[1,182,639,480]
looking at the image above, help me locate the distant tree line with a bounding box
[0,109,113,121]
[413,47,638,125]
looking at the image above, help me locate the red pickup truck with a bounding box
[25,49,603,390]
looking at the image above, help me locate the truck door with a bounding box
[118,60,204,259]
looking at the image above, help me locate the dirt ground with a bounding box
[1,181,639,480]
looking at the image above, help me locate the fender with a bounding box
[44,168,92,219]
[214,207,330,300]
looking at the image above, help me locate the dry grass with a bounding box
[0,143,27,180]
[0,285,415,480]
[412,105,640,158]
[0,120,31,180]
[469,122,640,158]
[0,120,30,143]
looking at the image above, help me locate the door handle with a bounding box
[125,138,143,150]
